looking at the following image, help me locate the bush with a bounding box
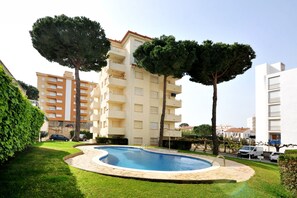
[95,137,128,145]
[163,140,192,150]
[279,149,297,196]
[70,130,93,139]
[0,65,44,164]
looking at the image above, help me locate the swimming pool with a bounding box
[95,146,212,172]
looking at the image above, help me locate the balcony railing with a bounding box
[91,87,100,98]
[107,46,126,61]
[106,110,125,119]
[166,98,182,108]
[107,61,126,73]
[101,127,125,135]
[268,139,281,145]
[167,83,182,94]
[90,114,100,121]
[90,126,99,133]
[163,130,182,137]
[165,114,181,122]
[107,77,127,88]
[106,93,126,103]
[90,100,100,109]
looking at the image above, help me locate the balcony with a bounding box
[163,130,182,137]
[101,127,125,135]
[107,77,127,88]
[106,110,125,119]
[90,114,100,121]
[91,87,100,98]
[107,46,126,61]
[165,114,181,122]
[107,94,126,104]
[90,100,100,109]
[167,84,182,94]
[166,98,182,108]
[90,126,99,133]
[107,61,126,73]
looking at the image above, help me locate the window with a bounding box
[56,114,62,118]
[134,87,143,96]
[150,122,158,130]
[57,78,63,82]
[150,91,158,99]
[133,137,143,145]
[269,120,280,131]
[269,105,280,117]
[135,71,143,79]
[56,100,62,103]
[57,85,63,89]
[150,106,158,114]
[57,92,63,96]
[150,75,158,83]
[134,104,143,112]
[48,114,55,118]
[268,91,280,103]
[56,107,62,110]
[268,76,280,90]
[49,107,56,110]
[134,120,143,129]
[150,138,158,146]
[48,92,56,96]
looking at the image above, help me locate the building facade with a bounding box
[37,71,96,136]
[255,62,297,146]
[90,31,182,145]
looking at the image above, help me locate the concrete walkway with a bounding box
[65,145,255,183]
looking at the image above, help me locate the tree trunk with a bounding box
[211,76,219,155]
[159,75,167,147]
[74,66,81,141]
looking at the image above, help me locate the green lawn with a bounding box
[0,142,294,198]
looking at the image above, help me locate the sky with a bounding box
[1,0,297,127]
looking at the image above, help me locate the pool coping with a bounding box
[65,145,255,183]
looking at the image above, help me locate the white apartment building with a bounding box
[255,62,297,146]
[90,31,182,146]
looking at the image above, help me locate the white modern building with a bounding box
[90,31,182,145]
[255,62,297,146]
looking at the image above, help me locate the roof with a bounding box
[225,128,250,133]
[108,30,152,44]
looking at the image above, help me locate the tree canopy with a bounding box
[30,14,110,140]
[193,124,212,136]
[134,35,196,146]
[17,80,39,100]
[187,40,256,155]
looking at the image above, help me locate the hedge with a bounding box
[279,149,297,195]
[96,137,128,145]
[0,65,44,164]
[70,130,93,139]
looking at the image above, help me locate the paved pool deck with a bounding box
[65,145,255,183]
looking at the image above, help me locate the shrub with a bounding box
[70,130,93,139]
[95,137,128,145]
[0,65,44,164]
[163,140,192,150]
[279,149,297,196]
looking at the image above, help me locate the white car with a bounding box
[269,152,282,162]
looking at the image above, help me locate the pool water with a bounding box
[96,146,212,171]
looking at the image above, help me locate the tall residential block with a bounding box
[90,31,182,145]
[37,71,97,136]
[255,62,297,146]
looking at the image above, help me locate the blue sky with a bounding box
[1,0,297,127]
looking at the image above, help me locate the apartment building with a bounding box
[90,31,182,145]
[37,71,97,136]
[255,62,297,146]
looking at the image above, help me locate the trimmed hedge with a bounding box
[163,140,192,150]
[279,149,297,195]
[70,130,93,139]
[0,65,44,164]
[95,137,128,145]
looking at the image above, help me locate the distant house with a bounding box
[222,127,254,140]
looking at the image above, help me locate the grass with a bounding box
[0,142,295,198]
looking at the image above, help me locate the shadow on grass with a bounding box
[0,146,84,198]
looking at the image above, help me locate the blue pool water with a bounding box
[96,146,212,171]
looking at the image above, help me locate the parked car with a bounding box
[49,134,69,141]
[237,146,264,158]
[79,134,87,141]
[269,152,282,162]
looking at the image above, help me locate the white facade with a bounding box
[90,31,182,145]
[255,62,297,145]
